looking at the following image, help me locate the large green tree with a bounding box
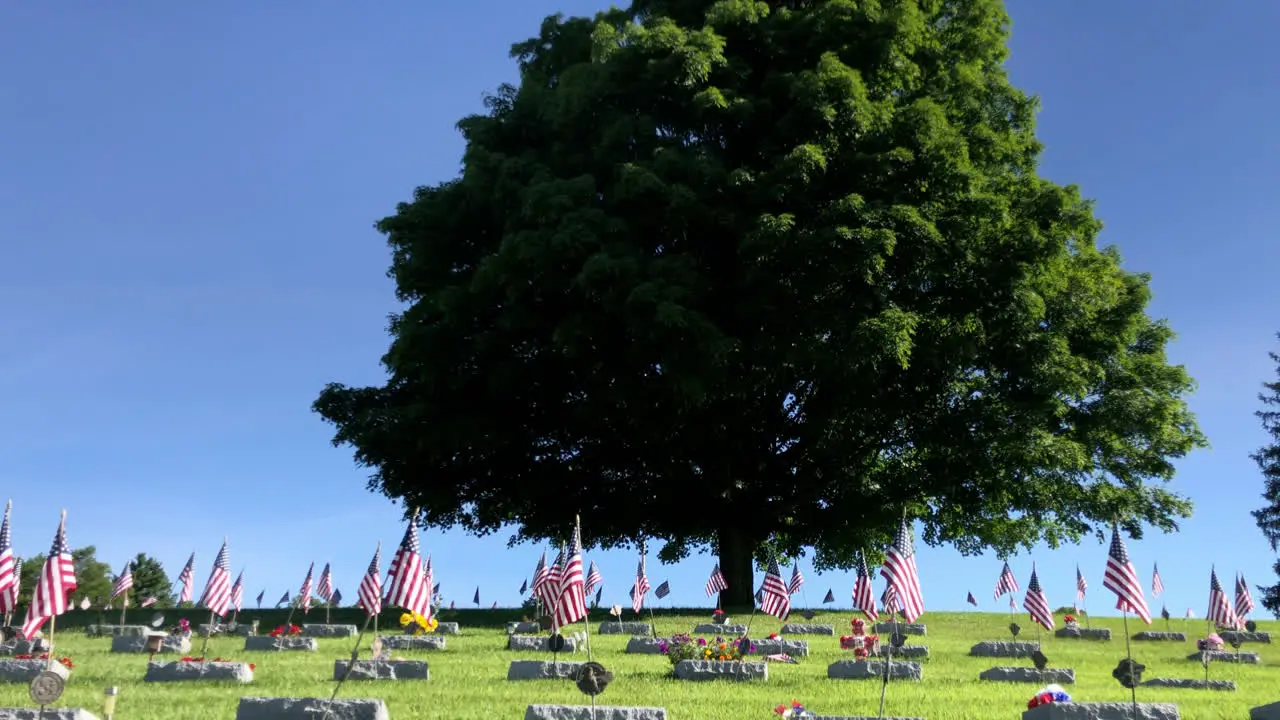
[126,553,173,608]
[314,0,1205,607]
[1251,334,1280,616]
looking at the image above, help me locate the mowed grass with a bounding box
[1,612,1275,720]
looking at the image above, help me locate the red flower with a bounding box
[768,632,779,639]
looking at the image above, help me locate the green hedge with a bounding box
[25,606,721,631]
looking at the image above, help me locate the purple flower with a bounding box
[697,638,707,646]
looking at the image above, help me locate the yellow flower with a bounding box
[398,613,413,627]
[427,617,438,631]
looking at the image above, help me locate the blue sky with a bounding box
[1,1,1277,619]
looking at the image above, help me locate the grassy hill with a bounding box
[0,610,1273,719]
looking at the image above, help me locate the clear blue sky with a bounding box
[2,2,1277,619]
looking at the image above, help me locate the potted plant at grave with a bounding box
[1062,614,1079,630]
[712,608,726,624]
[774,700,815,718]
[657,633,703,665]
[1196,633,1224,653]
[171,619,192,639]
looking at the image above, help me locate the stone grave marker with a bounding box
[1022,703,1179,720]
[980,648,1074,684]
[1141,677,1234,691]
[598,622,651,635]
[673,659,767,681]
[1132,631,1185,642]
[0,711,101,720]
[969,641,1040,658]
[873,622,925,636]
[244,636,318,652]
[301,624,358,638]
[110,634,190,654]
[332,659,429,681]
[827,659,921,681]
[507,621,541,635]
[524,705,666,720]
[780,623,834,635]
[86,625,150,638]
[1186,650,1259,664]
[1221,629,1271,644]
[0,657,71,685]
[433,622,461,635]
[1253,701,1280,720]
[507,660,585,681]
[0,639,47,656]
[144,660,255,683]
[625,637,664,654]
[379,635,445,650]
[1053,626,1111,640]
[197,621,259,637]
[870,645,929,659]
[508,635,578,652]
[750,638,809,657]
[235,697,390,720]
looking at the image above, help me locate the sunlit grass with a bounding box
[0,611,1273,720]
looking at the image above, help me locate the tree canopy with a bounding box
[1251,333,1280,616]
[314,0,1205,606]
[126,553,173,608]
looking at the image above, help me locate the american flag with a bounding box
[331,589,342,606]
[788,564,805,594]
[317,563,334,603]
[20,511,77,640]
[0,501,16,615]
[1023,564,1054,630]
[882,584,900,615]
[531,551,553,607]
[176,553,195,604]
[1152,563,1164,597]
[631,552,650,615]
[384,516,431,618]
[473,587,480,606]
[255,590,264,608]
[1102,526,1150,624]
[298,563,315,613]
[852,552,878,621]
[358,543,383,616]
[198,539,233,617]
[823,589,834,603]
[1207,567,1238,630]
[544,548,564,613]
[1185,608,1194,618]
[994,562,1019,599]
[519,579,528,595]
[1008,595,1016,612]
[111,561,133,599]
[654,580,670,599]
[705,564,727,597]
[230,572,244,613]
[880,518,924,622]
[966,591,977,607]
[1076,566,1087,601]
[584,561,603,596]
[552,526,587,629]
[759,558,791,620]
[276,591,289,607]
[140,596,157,607]
[1236,573,1254,617]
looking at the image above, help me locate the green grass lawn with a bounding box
[0,611,1274,719]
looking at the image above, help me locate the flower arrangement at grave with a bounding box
[179,656,255,670]
[657,633,754,665]
[712,608,726,623]
[767,632,780,639]
[839,618,879,658]
[1063,614,1079,630]
[1196,633,1224,652]
[399,612,438,636]
[12,653,73,669]
[1026,684,1071,709]
[774,700,815,718]
[268,624,302,638]
[171,618,192,638]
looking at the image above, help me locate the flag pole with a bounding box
[323,612,375,720]
[119,593,128,626]
[1121,608,1137,713]
[44,510,68,671]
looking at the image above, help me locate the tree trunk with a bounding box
[716,524,757,612]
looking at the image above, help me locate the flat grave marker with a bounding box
[672,659,767,681]
[333,659,429,681]
[235,697,390,720]
[827,659,921,680]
